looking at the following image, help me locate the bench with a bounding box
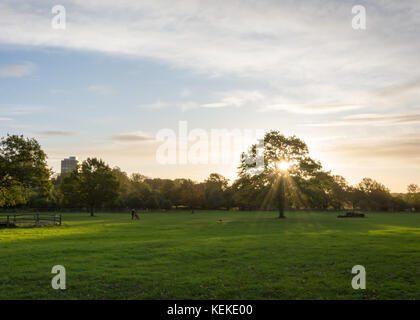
[337,212,365,218]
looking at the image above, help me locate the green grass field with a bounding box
[0,211,419,299]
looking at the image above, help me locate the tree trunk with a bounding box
[90,205,95,217]
[278,199,285,218]
[278,175,286,219]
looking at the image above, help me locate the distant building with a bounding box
[61,156,78,175]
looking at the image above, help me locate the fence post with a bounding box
[35,214,40,226]
[7,215,10,227]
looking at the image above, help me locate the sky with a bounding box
[1,0,420,192]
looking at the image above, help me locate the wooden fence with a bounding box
[0,214,61,227]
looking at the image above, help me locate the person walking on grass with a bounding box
[131,209,139,220]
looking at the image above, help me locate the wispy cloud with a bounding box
[0,62,35,77]
[201,91,264,109]
[0,104,46,116]
[198,90,364,114]
[110,132,155,142]
[261,103,364,115]
[88,85,114,95]
[139,100,169,109]
[36,131,76,137]
[306,112,420,126]
[375,79,420,98]
[326,136,420,160]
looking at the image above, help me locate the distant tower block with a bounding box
[61,156,78,175]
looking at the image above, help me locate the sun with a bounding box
[277,161,291,171]
[275,160,297,171]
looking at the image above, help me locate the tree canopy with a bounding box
[237,131,323,217]
[0,135,52,207]
[61,158,120,216]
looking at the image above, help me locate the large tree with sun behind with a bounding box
[237,130,323,217]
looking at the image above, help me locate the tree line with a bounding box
[1,133,419,215]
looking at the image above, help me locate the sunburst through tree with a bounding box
[238,130,322,218]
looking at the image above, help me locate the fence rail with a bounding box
[0,214,61,227]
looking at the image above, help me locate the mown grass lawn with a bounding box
[0,210,419,299]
